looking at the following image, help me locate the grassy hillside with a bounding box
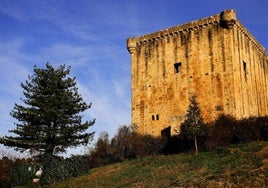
[41,142,268,187]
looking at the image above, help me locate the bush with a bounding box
[162,135,194,155]
[207,115,237,148]
[257,116,268,140]
[109,126,137,162]
[206,115,268,149]
[40,154,89,185]
[109,126,166,161]
[88,132,113,168]
[88,126,166,168]
[139,134,166,156]
[0,157,12,188]
[65,155,89,178]
[234,117,261,143]
[11,158,35,186]
[0,157,36,187]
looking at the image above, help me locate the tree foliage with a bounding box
[180,95,208,155]
[1,63,95,156]
[88,126,165,168]
[88,131,113,167]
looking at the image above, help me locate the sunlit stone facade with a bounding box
[127,10,268,137]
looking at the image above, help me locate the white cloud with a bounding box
[0,39,33,93]
[41,43,93,66]
[0,40,32,137]
[77,77,130,138]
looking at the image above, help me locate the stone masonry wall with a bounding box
[127,10,268,137]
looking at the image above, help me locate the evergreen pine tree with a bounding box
[180,95,208,155]
[0,63,95,156]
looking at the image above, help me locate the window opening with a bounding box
[156,114,159,120]
[243,61,246,72]
[215,105,222,111]
[174,62,182,73]
[243,61,247,81]
[152,115,155,121]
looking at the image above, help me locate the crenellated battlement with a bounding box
[127,9,266,55]
[127,13,221,50]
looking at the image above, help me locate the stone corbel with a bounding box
[127,38,137,54]
[220,9,237,29]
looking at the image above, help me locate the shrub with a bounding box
[65,155,89,178]
[139,134,165,156]
[109,126,166,161]
[0,157,12,188]
[258,116,268,140]
[162,135,194,155]
[88,126,166,168]
[206,115,268,149]
[207,115,237,148]
[0,157,37,187]
[109,126,139,162]
[88,132,113,168]
[11,158,35,186]
[234,117,261,143]
[40,154,89,185]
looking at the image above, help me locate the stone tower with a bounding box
[127,10,268,137]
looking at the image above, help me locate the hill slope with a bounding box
[48,142,268,187]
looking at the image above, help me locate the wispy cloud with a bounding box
[41,43,94,66]
[0,39,32,136]
[77,81,130,137]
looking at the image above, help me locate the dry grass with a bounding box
[27,141,268,188]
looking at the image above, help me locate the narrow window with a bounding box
[243,61,247,81]
[156,114,159,120]
[174,62,182,73]
[152,115,155,121]
[243,61,247,72]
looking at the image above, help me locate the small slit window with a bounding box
[152,114,159,121]
[243,61,247,72]
[174,62,182,73]
[243,61,247,81]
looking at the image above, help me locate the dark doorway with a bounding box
[161,126,171,139]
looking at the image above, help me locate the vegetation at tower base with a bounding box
[3,115,268,187]
[39,141,268,188]
[0,63,95,184]
[88,126,165,169]
[179,95,209,155]
[0,155,91,187]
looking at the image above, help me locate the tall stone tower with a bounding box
[127,10,268,137]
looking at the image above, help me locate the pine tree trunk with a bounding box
[194,135,198,155]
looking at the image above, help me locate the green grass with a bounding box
[23,141,268,187]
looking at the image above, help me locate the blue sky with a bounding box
[0,0,267,156]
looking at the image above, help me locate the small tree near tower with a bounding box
[179,95,208,155]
